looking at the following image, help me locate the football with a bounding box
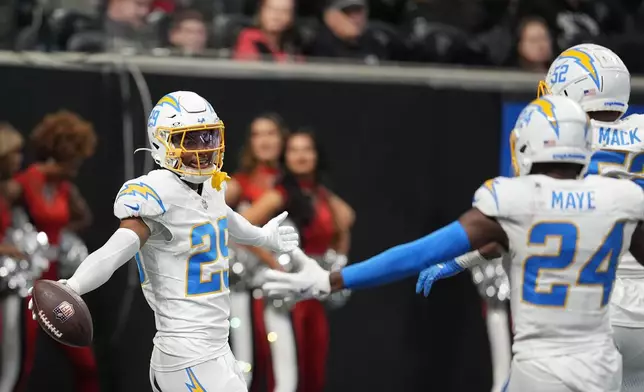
[32,280,93,347]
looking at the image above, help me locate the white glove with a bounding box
[263,248,331,301]
[27,279,79,320]
[261,212,299,253]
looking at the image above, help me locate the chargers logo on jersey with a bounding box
[559,48,601,90]
[117,182,166,213]
[155,94,182,113]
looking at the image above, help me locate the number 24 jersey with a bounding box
[473,175,644,359]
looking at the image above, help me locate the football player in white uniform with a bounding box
[541,44,644,392]
[417,43,644,392]
[28,91,299,392]
[261,95,644,392]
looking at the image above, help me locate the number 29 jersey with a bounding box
[113,169,231,372]
[473,175,644,359]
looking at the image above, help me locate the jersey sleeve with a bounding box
[472,177,508,219]
[113,178,168,220]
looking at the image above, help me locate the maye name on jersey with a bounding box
[475,175,644,226]
[550,189,596,211]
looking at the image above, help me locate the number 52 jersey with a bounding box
[113,169,232,372]
[473,175,644,359]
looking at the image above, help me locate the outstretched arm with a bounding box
[333,208,506,290]
[65,218,150,295]
[263,208,508,297]
[226,206,299,253]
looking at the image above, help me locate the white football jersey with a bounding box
[473,175,644,359]
[114,169,231,372]
[589,114,644,278]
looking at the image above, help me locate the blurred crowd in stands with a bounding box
[3,0,644,73]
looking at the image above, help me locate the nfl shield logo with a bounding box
[53,301,75,323]
[201,199,208,209]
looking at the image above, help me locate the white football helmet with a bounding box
[538,44,630,117]
[511,95,591,177]
[146,91,225,184]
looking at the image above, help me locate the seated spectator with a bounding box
[516,0,628,50]
[168,10,209,55]
[104,0,161,51]
[309,0,393,63]
[509,16,553,73]
[233,0,303,62]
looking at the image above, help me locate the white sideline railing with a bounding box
[4,50,644,92]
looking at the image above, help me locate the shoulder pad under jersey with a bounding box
[114,171,171,220]
[615,177,644,222]
[472,177,512,218]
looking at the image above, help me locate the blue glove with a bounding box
[415,259,465,297]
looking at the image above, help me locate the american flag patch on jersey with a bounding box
[584,89,597,96]
[53,301,75,323]
[543,140,557,147]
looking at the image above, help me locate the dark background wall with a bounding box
[0,64,568,391]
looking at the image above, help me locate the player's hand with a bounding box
[262,212,299,253]
[415,260,465,297]
[263,248,331,301]
[28,279,73,320]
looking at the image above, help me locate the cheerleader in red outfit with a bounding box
[13,111,98,392]
[243,129,355,392]
[0,124,24,258]
[226,113,290,392]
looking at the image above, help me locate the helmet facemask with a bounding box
[537,80,551,98]
[509,129,521,177]
[155,121,225,182]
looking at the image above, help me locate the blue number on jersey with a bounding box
[186,218,229,296]
[628,152,644,188]
[589,150,644,188]
[549,64,569,84]
[577,222,624,306]
[524,222,624,308]
[524,223,577,307]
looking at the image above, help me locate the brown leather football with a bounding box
[32,279,93,347]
